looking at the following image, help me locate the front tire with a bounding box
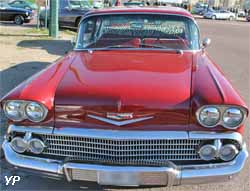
[14,15,24,25]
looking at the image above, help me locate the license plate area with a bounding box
[69,168,168,186]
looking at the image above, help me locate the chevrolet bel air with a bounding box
[1,7,249,187]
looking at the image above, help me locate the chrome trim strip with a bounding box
[189,131,243,145]
[7,125,53,135]
[87,114,154,126]
[2,140,248,186]
[7,125,243,143]
[53,127,189,140]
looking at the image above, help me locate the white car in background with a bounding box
[204,10,235,20]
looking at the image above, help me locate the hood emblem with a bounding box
[87,113,154,126]
[107,113,133,120]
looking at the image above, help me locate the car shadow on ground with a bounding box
[0,61,51,98]
[17,39,72,56]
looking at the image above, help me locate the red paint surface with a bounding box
[0,10,248,134]
[54,51,193,130]
[86,7,193,19]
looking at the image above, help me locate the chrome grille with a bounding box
[40,134,202,165]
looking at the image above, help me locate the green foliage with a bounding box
[26,0,36,4]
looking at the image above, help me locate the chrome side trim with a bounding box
[88,114,154,126]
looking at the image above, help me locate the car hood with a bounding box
[54,50,194,130]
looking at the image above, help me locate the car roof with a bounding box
[86,6,193,19]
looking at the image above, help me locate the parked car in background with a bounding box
[1,6,248,188]
[246,14,250,21]
[123,0,145,6]
[93,0,104,8]
[192,2,208,14]
[0,2,33,24]
[238,10,245,17]
[39,0,91,29]
[204,9,235,20]
[8,0,37,10]
[199,7,214,16]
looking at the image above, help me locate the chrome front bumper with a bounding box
[2,139,248,186]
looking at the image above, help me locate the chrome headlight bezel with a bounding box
[196,105,247,129]
[3,100,48,122]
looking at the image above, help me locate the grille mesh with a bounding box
[41,134,202,165]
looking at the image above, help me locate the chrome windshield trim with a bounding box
[7,125,243,144]
[73,48,202,53]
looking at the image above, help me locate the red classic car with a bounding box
[1,7,248,187]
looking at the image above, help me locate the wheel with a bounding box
[229,16,234,21]
[211,15,216,20]
[14,15,24,25]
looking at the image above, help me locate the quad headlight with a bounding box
[196,105,247,129]
[198,107,220,128]
[3,100,48,122]
[25,102,47,122]
[223,108,244,129]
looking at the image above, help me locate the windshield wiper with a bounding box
[90,45,136,51]
[139,43,183,54]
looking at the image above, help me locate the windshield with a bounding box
[69,0,91,9]
[76,14,200,50]
[0,2,10,8]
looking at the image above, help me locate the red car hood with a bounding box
[55,51,193,130]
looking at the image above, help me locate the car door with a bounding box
[220,10,228,19]
[60,1,89,28]
[0,4,12,21]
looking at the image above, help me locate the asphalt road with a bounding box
[0,19,250,191]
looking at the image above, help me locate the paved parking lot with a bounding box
[0,19,249,191]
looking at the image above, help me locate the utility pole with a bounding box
[49,0,59,38]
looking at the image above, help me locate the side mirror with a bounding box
[202,38,211,49]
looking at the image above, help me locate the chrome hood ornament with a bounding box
[87,113,154,126]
